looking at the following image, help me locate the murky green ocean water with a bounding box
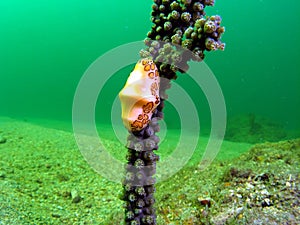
[1,0,299,131]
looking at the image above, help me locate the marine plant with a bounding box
[119,0,225,224]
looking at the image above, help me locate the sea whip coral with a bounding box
[120,0,225,224]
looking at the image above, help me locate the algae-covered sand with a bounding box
[0,117,299,224]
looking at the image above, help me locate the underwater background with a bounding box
[0,0,299,224]
[1,0,299,130]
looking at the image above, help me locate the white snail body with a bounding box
[119,59,160,132]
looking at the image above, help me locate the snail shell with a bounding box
[119,58,160,132]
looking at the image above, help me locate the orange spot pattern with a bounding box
[130,59,160,131]
[143,102,154,114]
[150,82,159,96]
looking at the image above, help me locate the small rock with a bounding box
[229,190,235,197]
[35,178,43,184]
[52,213,61,218]
[236,194,243,199]
[229,167,252,179]
[236,207,244,216]
[198,198,212,207]
[0,171,6,179]
[0,136,7,144]
[45,164,51,169]
[71,189,82,203]
[255,173,270,181]
[85,203,92,208]
[261,198,272,207]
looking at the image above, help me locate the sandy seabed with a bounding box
[0,117,299,224]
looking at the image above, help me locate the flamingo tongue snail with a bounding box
[119,58,160,132]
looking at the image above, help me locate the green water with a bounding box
[1,0,299,131]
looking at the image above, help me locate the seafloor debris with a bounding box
[153,138,300,224]
[0,135,7,144]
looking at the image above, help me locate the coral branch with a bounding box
[121,1,225,224]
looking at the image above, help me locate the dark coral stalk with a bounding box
[122,103,163,225]
[122,0,225,224]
